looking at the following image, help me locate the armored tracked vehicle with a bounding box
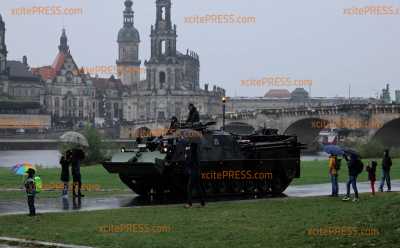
[102,122,305,197]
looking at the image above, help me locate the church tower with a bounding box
[58,28,70,54]
[0,14,7,75]
[145,0,180,91]
[150,0,177,59]
[116,0,141,86]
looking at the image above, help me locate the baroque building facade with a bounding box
[119,0,225,123]
[0,14,44,105]
[32,29,98,126]
[1,0,226,131]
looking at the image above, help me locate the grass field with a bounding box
[0,192,399,248]
[0,159,399,200]
[1,160,399,247]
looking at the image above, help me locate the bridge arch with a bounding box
[284,117,331,152]
[372,117,400,147]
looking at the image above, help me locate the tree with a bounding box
[82,125,105,164]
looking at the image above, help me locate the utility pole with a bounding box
[222,96,226,131]
[348,84,351,104]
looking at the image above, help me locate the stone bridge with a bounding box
[120,104,400,150]
[221,104,400,149]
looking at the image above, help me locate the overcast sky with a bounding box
[1,0,399,98]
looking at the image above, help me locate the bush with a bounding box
[355,140,386,159]
[82,125,106,164]
[340,139,400,159]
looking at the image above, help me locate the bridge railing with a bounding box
[224,103,400,120]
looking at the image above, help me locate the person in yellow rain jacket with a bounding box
[329,154,339,197]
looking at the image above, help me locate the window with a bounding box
[161,7,166,20]
[159,71,166,88]
[158,111,165,120]
[161,40,166,55]
[79,99,83,108]
[114,103,119,118]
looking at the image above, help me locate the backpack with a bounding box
[34,176,42,193]
[355,159,364,175]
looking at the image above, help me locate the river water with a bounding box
[0,150,328,168]
[0,150,61,168]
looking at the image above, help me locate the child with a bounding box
[60,150,71,196]
[366,161,377,195]
[24,168,36,216]
[328,154,339,197]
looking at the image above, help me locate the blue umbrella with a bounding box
[323,145,345,156]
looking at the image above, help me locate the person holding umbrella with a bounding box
[328,154,339,197]
[60,132,88,197]
[69,146,86,197]
[60,150,72,196]
[342,153,362,202]
[323,145,343,197]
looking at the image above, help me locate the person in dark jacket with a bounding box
[366,161,377,195]
[379,149,392,192]
[69,147,86,197]
[186,104,200,124]
[60,150,72,196]
[342,154,359,202]
[184,142,206,208]
[24,168,36,216]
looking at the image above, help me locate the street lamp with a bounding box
[222,96,226,130]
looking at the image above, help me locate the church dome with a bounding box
[118,26,140,43]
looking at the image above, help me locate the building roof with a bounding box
[264,89,291,98]
[31,66,56,81]
[291,88,308,94]
[92,76,124,91]
[6,61,39,81]
[118,26,140,43]
[32,52,81,81]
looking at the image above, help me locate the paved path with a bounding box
[0,180,398,216]
[285,180,399,197]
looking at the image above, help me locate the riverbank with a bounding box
[0,159,398,200]
[0,150,330,168]
[0,192,399,248]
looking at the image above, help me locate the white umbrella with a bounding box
[60,131,89,147]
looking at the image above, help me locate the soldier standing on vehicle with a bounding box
[186,103,200,124]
